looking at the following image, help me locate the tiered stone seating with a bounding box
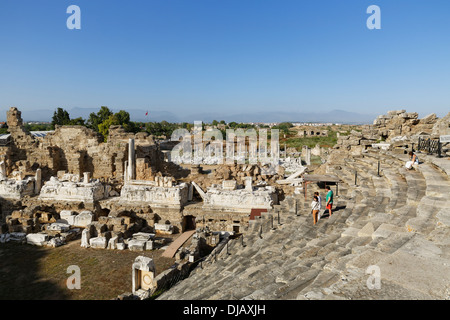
[158,149,450,300]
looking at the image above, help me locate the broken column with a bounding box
[245,176,253,192]
[83,172,91,184]
[0,161,6,179]
[188,184,194,201]
[80,228,91,248]
[34,168,42,194]
[302,146,311,165]
[128,138,135,181]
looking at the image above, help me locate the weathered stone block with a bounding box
[357,222,374,238]
[81,228,90,248]
[108,236,118,249]
[154,224,173,234]
[89,236,107,249]
[47,222,70,232]
[59,210,76,225]
[26,233,48,246]
[128,239,146,251]
[47,237,65,248]
[74,211,93,228]
[116,242,126,250]
[145,240,154,250]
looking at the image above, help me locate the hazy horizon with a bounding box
[1,1,449,121]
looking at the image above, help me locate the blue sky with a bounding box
[0,0,449,121]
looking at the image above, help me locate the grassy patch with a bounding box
[0,240,175,300]
[282,129,338,150]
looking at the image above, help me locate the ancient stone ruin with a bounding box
[1,106,449,300]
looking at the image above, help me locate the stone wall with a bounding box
[2,108,164,181]
[333,110,446,155]
[298,128,328,137]
[38,177,106,203]
[119,180,189,208]
[202,185,277,212]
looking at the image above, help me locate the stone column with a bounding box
[303,146,311,165]
[128,138,135,181]
[80,228,91,248]
[188,184,194,201]
[245,176,253,192]
[34,168,42,194]
[83,172,91,184]
[124,160,128,183]
[0,161,6,179]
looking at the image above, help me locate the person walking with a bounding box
[314,191,322,221]
[325,186,334,217]
[311,195,320,225]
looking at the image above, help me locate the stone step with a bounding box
[158,151,450,301]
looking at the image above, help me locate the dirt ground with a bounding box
[0,238,176,300]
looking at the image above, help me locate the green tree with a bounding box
[87,106,113,132]
[51,108,71,127]
[68,117,86,126]
[97,110,137,141]
[272,122,293,135]
[114,110,130,125]
[98,115,119,141]
[145,121,179,138]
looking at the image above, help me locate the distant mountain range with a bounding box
[0,107,376,125]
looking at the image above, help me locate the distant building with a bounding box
[298,129,329,137]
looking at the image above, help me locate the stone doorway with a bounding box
[183,215,196,231]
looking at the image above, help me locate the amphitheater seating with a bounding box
[158,149,450,300]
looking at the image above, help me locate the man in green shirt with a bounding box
[325,186,333,217]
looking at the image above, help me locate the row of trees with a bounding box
[51,107,139,141]
[51,107,199,141]
[50,107,295,141]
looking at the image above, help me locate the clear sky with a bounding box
[0,0,449,119]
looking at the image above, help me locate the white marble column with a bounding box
[128,138,135,181]
[34,168,42,194]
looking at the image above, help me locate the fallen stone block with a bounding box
[74,211,93,228]
[145,240,154,250]
[128,239,146,251]
[89,236,107,249]
[26,233,48,246]
[59,210,76,225]
[154,224,174,235]
[80,228,90,248]
[9,232,27,243]
[108,236,118,249]
[47,222,71,232]
[47,237,65,248]
[132,232,155,241]
[61,228,81,242]
[116,242,126,250]
[0,233,10,243]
